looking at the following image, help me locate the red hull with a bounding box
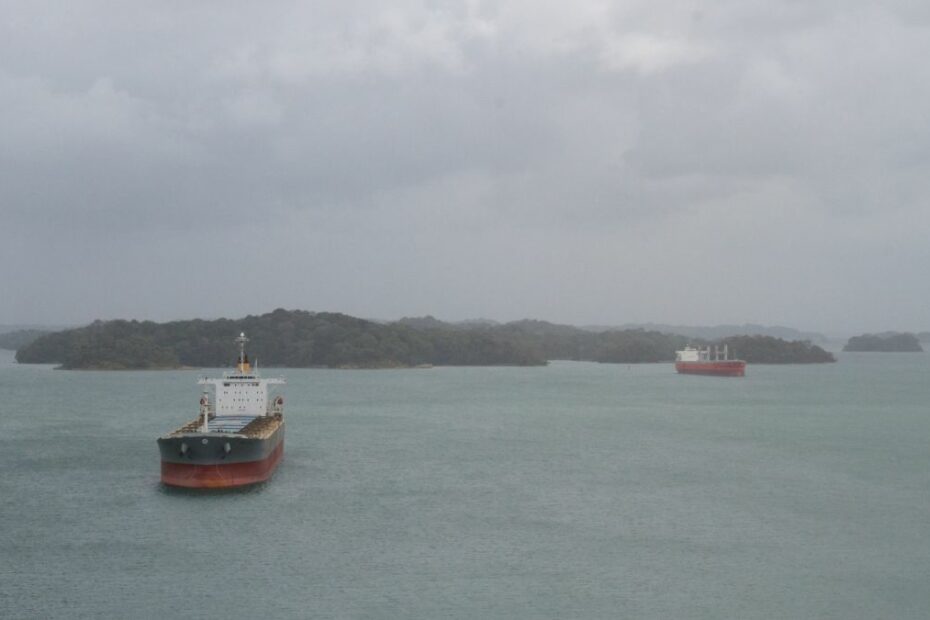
[675,361,746,377]
[161,441,284,489]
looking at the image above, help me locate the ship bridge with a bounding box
[197,333,285,418]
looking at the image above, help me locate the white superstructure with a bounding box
[196,333,285,431]
[675,345,732,362]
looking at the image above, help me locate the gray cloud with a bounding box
[2,1,928,334]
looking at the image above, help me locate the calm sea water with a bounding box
[1,348,928,619]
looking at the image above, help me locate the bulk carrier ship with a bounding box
[675,345,746,377]
[157,333,286,488]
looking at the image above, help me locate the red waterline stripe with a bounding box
[161,441,284,489]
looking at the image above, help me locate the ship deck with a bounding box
[167,414,282,439]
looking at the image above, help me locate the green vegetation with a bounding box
[495,320,691,363]
[15,310,546,369]
[0,329,50,351]
[843,332,923,352]
[14,309,836,369]
[719,335,835,363]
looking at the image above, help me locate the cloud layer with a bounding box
[3,1,929,333]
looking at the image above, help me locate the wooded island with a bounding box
[15,309,836,369]
[843,332,923,352]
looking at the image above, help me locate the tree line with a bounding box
[15,309,835,369]
[0,329,50,351]
[843,332,923,352]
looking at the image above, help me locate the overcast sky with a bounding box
[2,1,929,334]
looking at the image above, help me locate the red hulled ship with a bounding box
[157,333,286,488]
[675,345,746,377]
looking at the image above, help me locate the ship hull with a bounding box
[675,360,746,377]
[158,424,284,489]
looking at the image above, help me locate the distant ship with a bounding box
[675,345,746,377]
[157,333,286,488]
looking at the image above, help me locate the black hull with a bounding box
[157,424,284,488]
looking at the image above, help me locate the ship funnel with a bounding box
[235,332,250,373]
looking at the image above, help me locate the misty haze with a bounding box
[2,2,930,619]
[2,2,928,334]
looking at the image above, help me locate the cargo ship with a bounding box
[157,333,286,488]
[675,345,746,377]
